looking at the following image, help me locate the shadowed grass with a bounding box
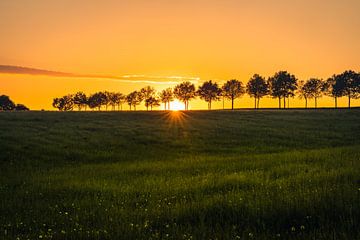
[0,110,359,239]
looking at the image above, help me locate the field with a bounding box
[1,110,360,239]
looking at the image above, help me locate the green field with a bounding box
[1,110,360,239]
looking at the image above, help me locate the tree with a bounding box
[297,80,312,108]
[88,92,107,111]
[140,86,156,111]
[103,91,112,111]
[173,82,196,110]
[197,80,221,110]
[73,92,87,111]
[246,74,269,109]
[114,93,126,111]
[52,95,74,111]
[268,71,297,109]
[324,75,345,108]
[145,96,161,111]
[305,78,324,108]
[15,104,29,111]
[126,91,143,111]
[222,79,245,110]
[0,95,15,111]
[337,70,360,108]
[107,92,119,111]
[160,88,174,110]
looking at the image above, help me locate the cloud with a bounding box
[0,65,75,77]
[0,65,200,85]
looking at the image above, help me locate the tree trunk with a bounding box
[348,95,351,109]
[315,98,317,109]
[231,97,234,110]
[278,97,281,109]
[209,101,211,110]
[305,98,307,109]
[283,97,286,109]
[223,96,225,110]
[257,98,260,109]
[287,97,290,109]
[335,97,337,109]
[254,98,257,109]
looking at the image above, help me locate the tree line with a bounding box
[0,95,29,111]
[53,70,360,111]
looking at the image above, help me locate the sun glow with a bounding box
[170,100,185,111]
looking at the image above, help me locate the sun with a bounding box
[170,100,185,111]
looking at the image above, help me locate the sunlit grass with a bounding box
[0,110,359,239]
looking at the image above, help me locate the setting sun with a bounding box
[170,100,185,111]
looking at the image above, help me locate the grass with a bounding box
[0,110,359,239]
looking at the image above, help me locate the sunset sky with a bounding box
[1,0,359,110]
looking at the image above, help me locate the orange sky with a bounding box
[0,0,359,110]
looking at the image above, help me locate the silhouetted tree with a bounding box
[160,88,174,110]
[103,91,112,111]
[0,95,16,111]
[268,71,297,109]
[246,74,269,109]
[145,96,161,111]
[88,92,107,111]
[15,104,29,111]
[114,93,126,111]
[52,95,74,111]
[222,79,245,110]
[297,80,312,109]
[174,82,196,110]
[107,92,118,111]
[324,75,345,108]
[197,80,221,110]
[337,70,360,108]
[305,78,324,108]
[220,88,227,110]
[126,91,143,111]
[140,86,156,111]
[73,92,87,111]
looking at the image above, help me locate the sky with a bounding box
[0,0,359,110]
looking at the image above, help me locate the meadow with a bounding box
[0,110,359,239]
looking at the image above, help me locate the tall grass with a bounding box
[0,110,359,239]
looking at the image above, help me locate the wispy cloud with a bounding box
[0,65,200,85]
